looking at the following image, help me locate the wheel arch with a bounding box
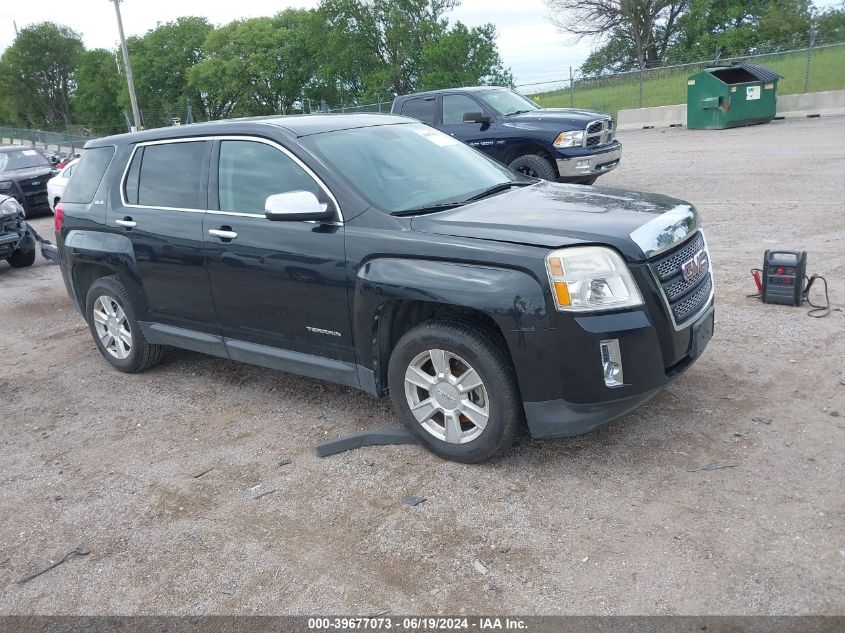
[353,257,550,396]
[503,142,559,177]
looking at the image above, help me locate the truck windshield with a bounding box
[302,123,528,215]
[477,89,541,116]
[0,149,51,172]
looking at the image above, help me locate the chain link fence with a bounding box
[519,40,845,119]
[2,38,843,144]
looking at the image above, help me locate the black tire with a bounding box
[85,276,165,373]
[507,154,557,180]
[7,246,36,268]
[387,319,523,463]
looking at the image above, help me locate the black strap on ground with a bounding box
[15,547,89,585]
[315,427,417,457]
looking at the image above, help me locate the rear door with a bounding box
[204,137,352,366]
[438,93,501,159]
[397,96,438,127]
[113,139,219,334]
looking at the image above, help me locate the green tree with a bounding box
[418,23,513,90]
[817,2,845,44]
[124,17,213,123]
[0,22,83,129]
[72,49,125,135]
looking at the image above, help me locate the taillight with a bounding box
[54,203,64,231]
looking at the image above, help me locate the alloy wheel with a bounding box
[92,295,133,360]
[403,348,489,444]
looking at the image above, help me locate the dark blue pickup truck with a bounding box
[391,86,621,184]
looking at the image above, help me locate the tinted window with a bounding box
[62,146,116,204]
[123,148,142,205]
[137,141,206,209]
[400,97,437,125]
[442,94,484,124]
[218,140,320,215]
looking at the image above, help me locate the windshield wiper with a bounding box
[392,201,466,217]
[506,109,534,116]
[463,181,532,203]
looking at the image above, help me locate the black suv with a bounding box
[0,145,56,216]
[392,87,621,184]
[56,115,714,462]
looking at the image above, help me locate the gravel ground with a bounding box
[1,117,843,616]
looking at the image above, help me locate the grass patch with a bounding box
[532,44,845,118]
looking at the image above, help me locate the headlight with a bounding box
[0,196,24,218]
[553,130,584,148]
[545,246,643,312]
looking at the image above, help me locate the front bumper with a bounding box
[555,144,622,179]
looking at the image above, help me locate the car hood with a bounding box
[0,166,54,181]
[410,181,700,261]
[502,108,609,132]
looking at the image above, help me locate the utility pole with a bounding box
[111,0,141,131]
[13,21,18,37]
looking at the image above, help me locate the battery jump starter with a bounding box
[750,250,835,318]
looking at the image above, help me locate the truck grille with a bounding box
[18,175,49,194]
[584,119,615,149]
[648,231,713,327]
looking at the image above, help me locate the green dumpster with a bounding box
[687,63,781,129]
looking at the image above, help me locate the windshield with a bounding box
[477,89,541,116]
[0,148,51,172]
[301,123,527,214]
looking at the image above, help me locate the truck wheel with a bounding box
[7,246,36,268]
[508,154,556,180]
[85,277,165,373]
[387,319,523,462]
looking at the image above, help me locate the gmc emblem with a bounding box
[681,249,709,282]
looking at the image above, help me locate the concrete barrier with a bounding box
[617,89,845,130]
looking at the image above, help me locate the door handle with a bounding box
[116,217,136,229]
[208,228,238,241]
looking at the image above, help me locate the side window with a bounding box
[61,146,115,204]
[123,147,142,205]
[136,141,207,209]
[64,165,75,178]
[442,94,484,125]
[218,140,321,215]
[400,97,436,125]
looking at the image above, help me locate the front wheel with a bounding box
[7,246,36,268]
[507,154,557,181]
[387,319,523,462]
[85,276,165,373]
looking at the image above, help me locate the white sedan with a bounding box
[47,158,79,213]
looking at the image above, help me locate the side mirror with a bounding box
[463,111,491,124]
[265,191,332,222]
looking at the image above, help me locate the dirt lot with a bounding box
[1,117,843,616]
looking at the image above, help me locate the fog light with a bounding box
[576,159,589,169]
[599,339,624,387]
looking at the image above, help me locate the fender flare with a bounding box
[352,256,550,374]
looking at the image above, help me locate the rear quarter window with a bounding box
[400,97,437,125]
[62,146,116,204]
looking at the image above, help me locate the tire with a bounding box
[7,246,36,268]
[387,318,523,463]
[507,154,557,181]
[85,276,165,373]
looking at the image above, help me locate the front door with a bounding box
[438,94,501,159]
[112,139,218,334]
[204,138,352,366]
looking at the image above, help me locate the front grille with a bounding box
[583,119,615,149]
[649,231,713,327]
[18,176,49,194]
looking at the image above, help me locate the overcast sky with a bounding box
[0,0,591,87]
[0,0,840,89]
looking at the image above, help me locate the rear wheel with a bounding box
[7,246,35,268]
[85,277,165,373]
[387,319,523,462]
[507,154,556,181]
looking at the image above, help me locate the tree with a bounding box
[0,22,83,129]
[124,17,213,123]
[418,23,513,90]
[73,49,125,135]
[816,2,845,44]
[545,0,687,69]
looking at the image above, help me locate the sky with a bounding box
[0,0,840,89]
[0,0,592,88]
